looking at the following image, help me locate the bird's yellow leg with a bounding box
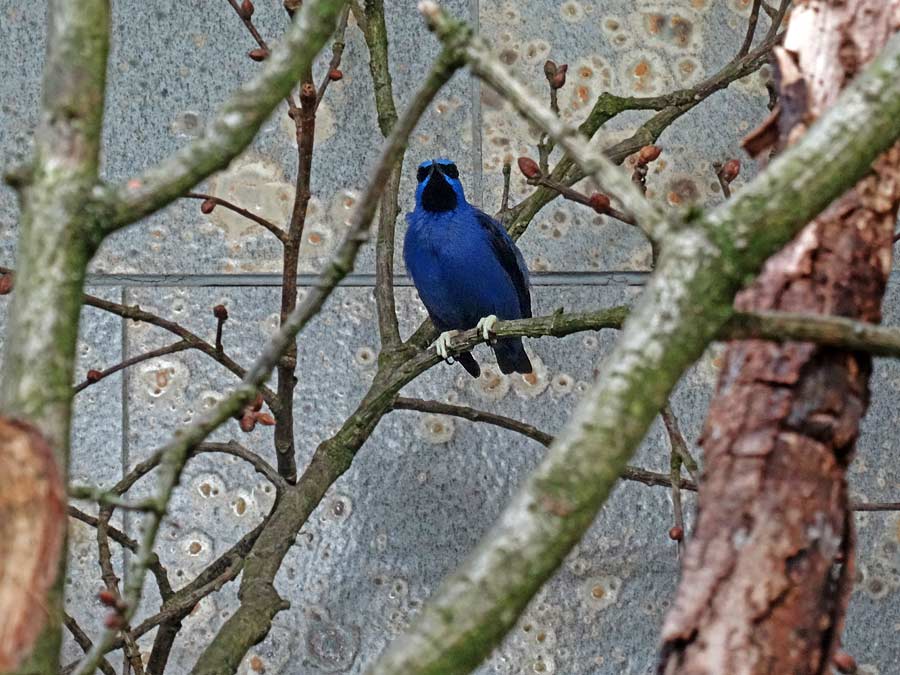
[476,314,498,341]
[433,330,459,359]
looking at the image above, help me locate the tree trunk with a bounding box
[659,3,900,674]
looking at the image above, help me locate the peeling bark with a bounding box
[0,418,65,672]
[659,3,900,674]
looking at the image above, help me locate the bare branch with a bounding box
[391,398,697,493]
[499,161,512,214]
[392,397,553,446]
[73,340,191,394]
[82,293,279,413]
[98,0,348,235]
[367,29,900,673]
[187,45,464,675]
[420,3,665,240]
[724,310,900,358]
[184,192,286,242]
[430,308,900,362]
[660,404,699,483]
[503,22,782,242]
[224,0,298,123]
[61,616,115,675]
[66,506,173,599]
[669,451,685,556]
[738,0,764,57]
[362,0,404,351]
[195,442,289,492]
[316,4,351,104]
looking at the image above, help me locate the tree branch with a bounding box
[184,192,286,242]
[362,0,404,351]
[660,404,699,483]
[186,45,464,675]
[223,0,299,119]
[195,442,289,492]
[82,293,280,413]
[392,397,554,445]
[366,25,900,674]
[503,20,781,241]
[61,615,115,675]
[0,2,110,671]
[420,3,664,240]
[97,0,347,235]
[427,308,900,361]
[66,506,173,599]
[73,340,191,394]
[391,397,698,492]
[317,4,351,104]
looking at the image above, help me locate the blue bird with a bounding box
[404,158,533,378]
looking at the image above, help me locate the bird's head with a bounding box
[415,158,466,213]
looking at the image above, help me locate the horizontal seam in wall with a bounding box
[83,271,652,288]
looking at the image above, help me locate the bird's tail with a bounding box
[456,351,481,378]
[494,338,532,375]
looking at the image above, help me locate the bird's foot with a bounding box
[433,330,459,361]
[476,314,498,343]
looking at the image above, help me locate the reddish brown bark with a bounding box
[659,3,900,674]
[0,417,65,671]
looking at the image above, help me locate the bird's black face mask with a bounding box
[420,166,458,213]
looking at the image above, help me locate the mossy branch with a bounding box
[184,47,464,675]
[365,8,900,672]
[420,3,664,240]
[361,0,405,350]
[0,2,110,672]
[97,0,348,235]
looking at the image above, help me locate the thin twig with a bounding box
[93,502,146,675]
[67,506,173,598]
[420,4,665,241]
[391,397,700,492]
[215,315,226,354]
[529,174,636,226]
[82,293,280,413]
[765,0,792,41]
[393,397,554,445]
[99,0,346,234]
[225,0,299,116]
[660,404,700,483]
[714,162,732,199]
[73,340,191,394]
[195,441,289,492]
[67,488,164,513]
[670,450,685,557]
[61,615,116,675]
[272,43,320,484]
[316,4,351,105]
[362,0,404,351]
[738,0,764,57]
[850,501,900,511]
[500,160,512,214]
[184,192,286,242]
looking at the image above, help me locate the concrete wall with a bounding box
[0,1,897,673]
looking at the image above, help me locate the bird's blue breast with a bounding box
[404,203,526,331]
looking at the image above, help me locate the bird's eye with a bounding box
[416,166,430,183]
[442,163,459,179]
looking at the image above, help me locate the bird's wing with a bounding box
[474,209,532,318]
